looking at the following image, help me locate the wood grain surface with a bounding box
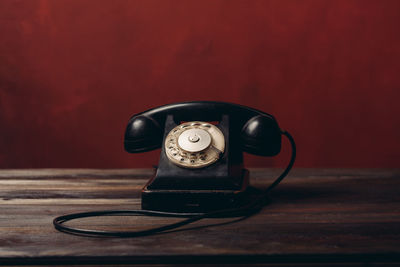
[0,169,399,266]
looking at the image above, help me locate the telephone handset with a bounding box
[53,101,296,237]
[124,101,281,156]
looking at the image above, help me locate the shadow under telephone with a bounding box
[54,101,296,237]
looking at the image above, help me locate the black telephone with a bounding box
[54,101,296,237]
[125,101,283,212]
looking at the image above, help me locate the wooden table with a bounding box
[1,169,399,266]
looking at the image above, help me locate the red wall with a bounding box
[1,0,399,168]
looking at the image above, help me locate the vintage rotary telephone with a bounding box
[54,101,296,237]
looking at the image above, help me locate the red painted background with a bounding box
[1,0,399,168]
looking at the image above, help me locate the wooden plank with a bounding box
[0,169,399,265]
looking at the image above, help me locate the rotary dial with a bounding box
[165,121,225,168]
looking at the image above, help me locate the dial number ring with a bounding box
[165,121,225,168]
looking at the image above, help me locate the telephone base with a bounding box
[141,169,250,213]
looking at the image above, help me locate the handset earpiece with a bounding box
[124,115,163,153]
[241,115,282,156]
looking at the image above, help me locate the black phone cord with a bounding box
[53,130,296,237]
